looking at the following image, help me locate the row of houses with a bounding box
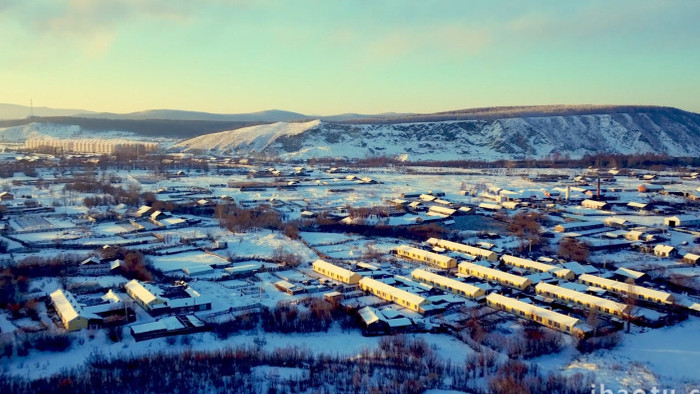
[394,245,457,269]
[486,293,590,337]
[426,238,498,261]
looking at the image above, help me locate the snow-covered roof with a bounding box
[411,269,485,298]
[487,293,581,328]
[125,279,161,306]
[578,274,674,303]
[536,283,629,315]
[502,254,556,273]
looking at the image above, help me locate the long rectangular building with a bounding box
[486,293,586,336]
[313,259,361,284]
[358,277,428,313]
[427,238,498,261]
[49,289,99,331]
[458,262,532,290]
[395,245,457,269]
[501,255,575,280]
[578,274,674,305]
[411,269,485,299]
[535,283,630,318]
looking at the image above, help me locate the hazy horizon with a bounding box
[1,1,699,115]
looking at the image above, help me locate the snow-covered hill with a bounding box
[173,107,700,161]
[0,123,140,142]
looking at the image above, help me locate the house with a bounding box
[0,191,14,201]
[664,215,700,228]
[536,283,630,318]
[426,238,498,262]
[313,259,361,285]
[411,269,485,300]
[77,257,112,276]
[627,202,649,211]
[501,254,575,280]
[486,293,588,337]
[581,199,609,210]
[358,277,429,313]
[682,253,700,265]
[427,205,456,217]
[653,244,678,258]
[357,306,414,335]
[49,289,101,331]
[394,245,457,269]
[478,203,503,211]
[578,274,674,305]
[604,217,629,229]
[613,267,648,283]
[274,280,305,295]
[458,262,532,290]
[625,230,654,242]
[124,279,168,312]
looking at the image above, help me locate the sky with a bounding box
[1,0,699,115]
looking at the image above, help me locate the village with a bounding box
[0,151,699,392]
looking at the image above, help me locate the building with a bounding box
[313,259,361,285]
[682,253,700,265]
[427,205,456,217]
[535,283,629,318]
[426,238,498,261]
[130,315,207,342]
[358,277,429,313]
[664,215,700,228]
[501,254,575,280]
[25,138,158,155]
[49,289,100,331]
[578,274,674,305]
[653,244,678,258]
[77,257,112,276]
[554,221,604,233]
[274,280,305,295]
[458,262,532,290]
[0,191,14,201]
[411,269,485,300]
[394,245,457,269]
[582,199,609,210]
[486,293,587,336]
[124,280,167,312]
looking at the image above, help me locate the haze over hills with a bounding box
[3,104,700,161]
[0,103,412,123]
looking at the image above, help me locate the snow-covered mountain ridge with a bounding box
[173,107,700,161]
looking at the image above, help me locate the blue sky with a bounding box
[1,0,698,115]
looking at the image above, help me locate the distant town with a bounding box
[0,143,698,392]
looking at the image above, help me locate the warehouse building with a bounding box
[313,259,361,285]
[358,277,429,313]
[394,245,457,269]
[536,283,630,318]
[486,293,587,336]
[426,238,498,261]
[125,280,168,312]
[411,269,485,300]
[501,254,575,280]
[49,289,100,331]
[458,262,532,290]
[578,274,674,305]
